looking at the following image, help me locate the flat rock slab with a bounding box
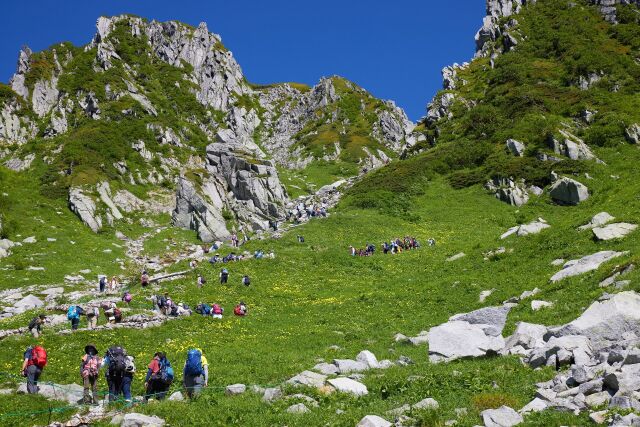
[225,384,246,395]
[550,251,627,282]
[427,320,505,363]
[286,371,327,389]
[593,223,637,241]
[327,377,368,396]
[357,415,392,427]
[121,413,166,427]
[578,212,615,231]
[481,405,523,427]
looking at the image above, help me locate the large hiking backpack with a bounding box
[31,346,47,369]
[212,304,223,315]
[107,346,127,377]
[184,349,204,376]
[221,269,229,279]
[243,276,250,286]
[67,306,79,320]
[159,358,174,383]
[201,303,211,315]
[158,296,167,307]
[82,355,99,378]
[28,317,38,330]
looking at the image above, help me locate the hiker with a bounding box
[103,302,117,324]
[428,238,436,247]
[197,274,206,289]
[141,270,150,287]
[195,302,211,316]
[183,349,208,398]
[21,345,47,394]
[211,303,224,319]
[158,293,169,315]
[123,354,135,403]
[242,275,250,287]
[297,235,305,243]
[219,268,229,284]
[233,302,247,316]
[145,352,173,401]
[189,259,198,269]
[350,246,356,256]
[114,306,123,323]
[27,314,46,338]
[80,343,101,404]
[102,346,129,402]
[122,291,132,306]
[109,276,120,291]
[231,233,239,248]
[87,304,99,329]
[176,302,191,316]
[99,275,107,293]
[67,305,83,330]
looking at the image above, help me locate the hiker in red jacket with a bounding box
[21,345,47,393]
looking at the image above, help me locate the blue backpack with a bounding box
[159,358,174,383]
[201,304,211,315]
[184,349,204,376]
[67,306,79,320]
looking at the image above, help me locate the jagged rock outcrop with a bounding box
[172,176,229,242]
[4,154,35,171]
[625,124,640,144]
[548,130,597,161]
[9,47,31,100]
[425,93,456,125]
[485,177,529,206]
[258,78,412,168]
[68,187,102,233]
[0,100,36,145]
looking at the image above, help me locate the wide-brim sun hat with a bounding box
[85,343,98,354]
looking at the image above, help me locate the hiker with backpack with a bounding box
[219,268,229,284]
[144,352,173,401]
[67,305,83,330]
[233,302,247,316]
[211,303,224,319]
[242,275,250,287]
[183,348,208,398]
[195,302,211,316]
[22,345,47,394]
[197,274,206,289]
[87,304,99,329]
[122,291,132,305]
[80,343,101,404]
[109,276,120,291]
[102,346,130,402]
[99,275,107,293]
[28,314,46,338]
[103,302,116,324]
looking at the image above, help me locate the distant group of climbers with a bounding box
[193,267,251,288]
[98,275,122,293]
[205,249,275,265]
[288,201,328,224]
[195,301,247,318]
[21,343,213,403]
[349,236,428,257]
[62,301,125,332]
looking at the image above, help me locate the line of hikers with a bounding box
[98,275,121,293]
[287,201,328,223]
[206,249,275,264]
[349,236,426,257]
[194,301,247,318]
[21,344,212,403]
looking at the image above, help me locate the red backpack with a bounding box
[212,304,223,315]
[31,346,48,369]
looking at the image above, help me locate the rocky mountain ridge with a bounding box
[0,14,413,241]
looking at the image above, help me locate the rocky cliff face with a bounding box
[0,14,412,241]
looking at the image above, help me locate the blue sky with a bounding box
[0,0,484,120]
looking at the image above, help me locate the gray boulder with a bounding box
[413,397,439,410]
[356,350,379,369]
[4,154,35,171]
[578,212,615,231]
[286,371,327,389]
[286,403,309,414]
[554,292,640,350]
[593,223,637,241]
[625,124,640,144]
[481,405,523,427]
[357,415,392,427]
[485,177,529,207]
[262,387,282,402]
[501,219,550,239]
[68,187,102,232]
[17,382,83,404]
[549,177,589,205]
[548,130,596,161]
[506,139,526,157]
[327,377,368,396]
[13,295,44,313]
[550,251,626,282]
[121,413,165,427]
[427,320,505,363]
[225,384,246,395]
[313,362,339,376]
[333,359,369,374]
[450,305,510,337]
